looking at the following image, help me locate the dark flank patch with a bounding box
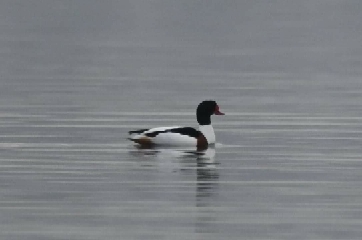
[197,133,208,148]
[128,128,149,135]
[145,127,201,138]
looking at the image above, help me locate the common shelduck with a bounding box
[128,100,224,148]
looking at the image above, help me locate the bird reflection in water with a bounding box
[194,147,220,235]
[129,144,219,192]
[129,145,220,234]
[196,147,219,200]
[129,145,219,181]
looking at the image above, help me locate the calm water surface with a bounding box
[1,1,362,239]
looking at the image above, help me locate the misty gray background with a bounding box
[1,1,362,240]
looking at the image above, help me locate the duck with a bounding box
[128,100,224,148]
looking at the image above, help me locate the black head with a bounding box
[196,100,224,125]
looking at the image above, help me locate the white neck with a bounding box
[199,124,215,144]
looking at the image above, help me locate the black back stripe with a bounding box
[170,127,200,138]
[145,127,200,138]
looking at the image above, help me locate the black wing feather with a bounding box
[145,127,200,138]
[169,127,200,138]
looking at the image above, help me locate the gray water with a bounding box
[1,1,362,239]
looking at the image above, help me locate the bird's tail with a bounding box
[128,128,149,135]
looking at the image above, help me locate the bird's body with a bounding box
[128,100,224,148]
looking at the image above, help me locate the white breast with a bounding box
[199,125,215,144]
